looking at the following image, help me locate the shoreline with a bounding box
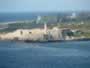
[0,38,90,43]
[24,38,90,43]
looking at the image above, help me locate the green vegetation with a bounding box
[0,15,90,38]
[56,22,90,38]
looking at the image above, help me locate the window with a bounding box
[29,32,32,34]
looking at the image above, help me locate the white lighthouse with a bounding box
[44,23,48,34]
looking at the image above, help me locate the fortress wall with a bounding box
[0,27,71,41]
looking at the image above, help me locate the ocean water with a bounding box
[0,12,59,22]
[0,13,37,22]
[0,41,90,68]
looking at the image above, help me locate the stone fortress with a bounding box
[0,23,76,42]
[0,15,84,42]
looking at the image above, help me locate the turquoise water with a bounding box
[0,41,90,68]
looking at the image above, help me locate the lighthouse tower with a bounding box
[44,23,47,34]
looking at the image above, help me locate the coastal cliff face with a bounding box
[0,27,79,41]
[0,29,44,41]
[0,27,65,41]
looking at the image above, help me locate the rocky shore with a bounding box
[0,27,87,43]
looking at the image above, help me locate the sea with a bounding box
[0,12,90,68]
[0,41,90,68]
[0,12,60,22]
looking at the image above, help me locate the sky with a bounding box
[0,0,90,12]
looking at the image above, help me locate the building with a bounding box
[0,23,76,41]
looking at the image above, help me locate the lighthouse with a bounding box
[44,22,47,34]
